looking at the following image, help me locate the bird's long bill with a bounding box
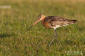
[32,19,41,26]
[27,19,41,31]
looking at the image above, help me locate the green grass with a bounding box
[0,0,85,56]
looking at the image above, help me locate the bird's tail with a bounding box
[70,20,77,24]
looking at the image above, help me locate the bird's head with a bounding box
[32,14,46,26]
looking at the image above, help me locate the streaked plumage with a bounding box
[42,16,77,29]
[30,14,77,47]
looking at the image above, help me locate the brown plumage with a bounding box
[30,14,77,46]
[42,16,77,29]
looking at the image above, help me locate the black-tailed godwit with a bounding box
[29,14,77,46]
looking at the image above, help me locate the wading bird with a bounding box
[28,14,77,46]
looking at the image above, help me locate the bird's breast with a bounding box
[42,20,52,28]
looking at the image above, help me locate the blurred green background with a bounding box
[0,0,85,56]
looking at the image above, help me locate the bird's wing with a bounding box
[46,16,72,26]
[44,16,77,27]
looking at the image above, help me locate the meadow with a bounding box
[0,0,85,56]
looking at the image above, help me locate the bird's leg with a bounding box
[54,29,57,39]
[48,29,57,47]
[54,29,62,46]
[51,29,58,43]
[54,29,59,43]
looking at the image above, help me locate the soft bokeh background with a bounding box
[0,0,85,56]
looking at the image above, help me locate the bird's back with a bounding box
[42,16,77,29]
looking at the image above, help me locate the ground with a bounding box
[0,0,85,56]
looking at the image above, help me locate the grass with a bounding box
[0,0,85,56]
